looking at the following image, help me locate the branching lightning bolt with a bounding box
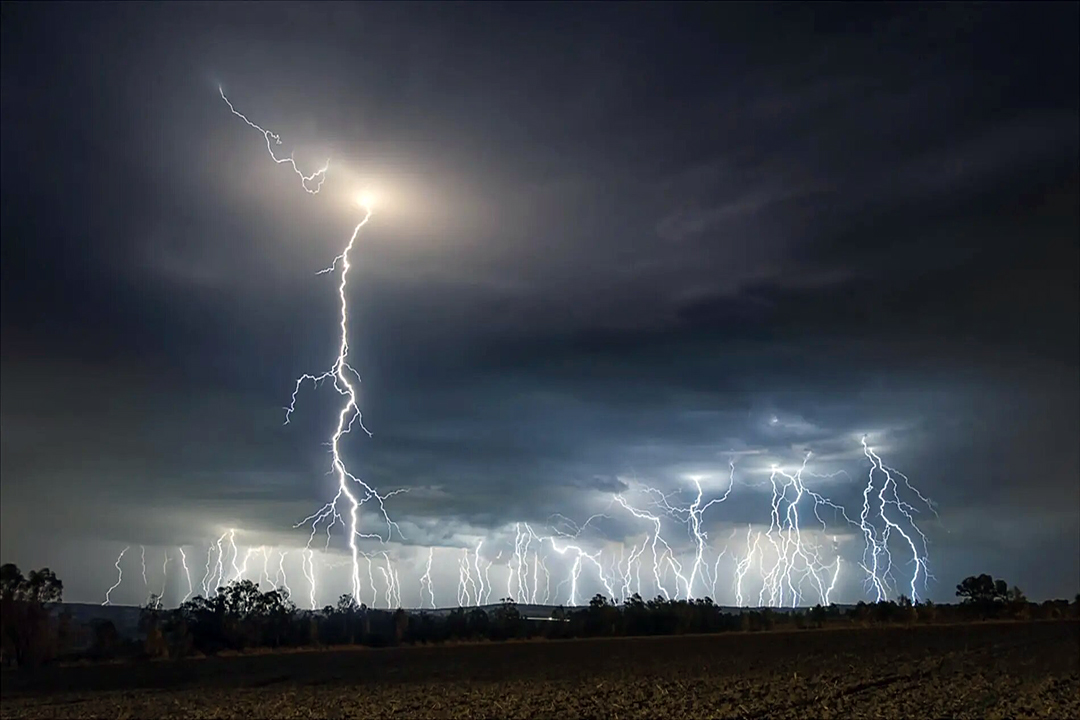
[734,526,759,607]
[614,495,687,601]
[647,461,737,599]
[859,436,935,601]
[221,86,405,610]
[219,88,328,193]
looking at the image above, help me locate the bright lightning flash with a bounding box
[221,87,404,610]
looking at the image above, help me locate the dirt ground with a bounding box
[2,621,1078,719]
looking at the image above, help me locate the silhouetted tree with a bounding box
[917,599,937,623]
[25,569,1075,663]
[0,564,63,667]
[490,598,524,639]
[140,594,169,658]
[393,608,408,645]
[956,574,1011,618]
[956,574,1008,604]
[897,595,918,624]
[1006,586,1029,620]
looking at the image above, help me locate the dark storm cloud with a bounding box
[2,2,1077,603]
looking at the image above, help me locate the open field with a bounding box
[3,621,1078,719]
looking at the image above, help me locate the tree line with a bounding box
[2,562,1078,668]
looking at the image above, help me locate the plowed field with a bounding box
[3,621,1078,719]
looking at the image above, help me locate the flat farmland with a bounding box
[3,621,1078,719]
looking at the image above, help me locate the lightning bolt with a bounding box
[379,551,401,608]
[547,537,615,606]
[378,564,393,607]
[221,86,406,610]
[506,533,516,601]
[300,548,317,610]
[284,205,402,602]
[527,513,616,606]
[457,548,478,606]
[179,547,193,602]
[614,495,686,600]
[227,530,241,583]
[140,545,148,591]
[509,523,536,602]
[617,537,648,601]
[218,88,328,193]
[200,544,214,597]
[825,556,841,606]
[420,547,436,609]
[102,546,129,606]
[485,552,500,604]
[277,550,292,597]
[860,436,935,601]
[753,455,829,607]
[647,461,737,599]
[473,540,486,606]
[260,547,272,588]
[733,526,759,608]
[212,531,227,592]
[238,547,257,581]
[710,544,729,601]
[159,550,171,603]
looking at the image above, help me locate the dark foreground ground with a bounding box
[2,621,1078,719]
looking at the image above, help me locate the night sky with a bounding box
[2,2,1077,607]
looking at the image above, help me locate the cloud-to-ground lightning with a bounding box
[159,550,170,602]
[647,461,737,600]
[260,547,272,589]
[458,548,479,606]
[548,537,615,607]
[473,540,486,606]
[179,547,193,602]
[302,548,317,610]
[747,453,866,608]
[98,438,935,610]
[102,546,129,606]
[220,86,406,610]
[200,544,214,597]
[277,551,292,598]
[140,545,148,591]
[227,529,241,582]
[733,526,760,608]
[859,436,936,601]
[420,547,436,609]
[614,494,687,601]
[545,514,616,606]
